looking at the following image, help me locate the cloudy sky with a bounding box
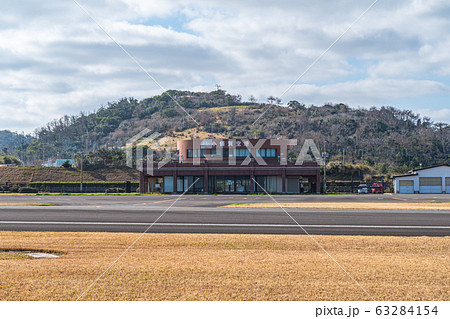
[1,0,450,132]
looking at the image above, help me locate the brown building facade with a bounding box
[139,138,321,194]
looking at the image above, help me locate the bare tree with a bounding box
[267,96,275,104]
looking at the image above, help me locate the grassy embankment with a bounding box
[0,166,139,183]
[0,166,140,194]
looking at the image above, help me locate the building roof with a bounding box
[52,159,75,167]
[392,172,418,179]
[410,164,449,172]
[392,164,449,179]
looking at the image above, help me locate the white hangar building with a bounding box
[393,165,450,194]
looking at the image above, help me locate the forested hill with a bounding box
[5,89,450,172]
[0,130,32,153]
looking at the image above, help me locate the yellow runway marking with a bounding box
[225,202,450,210]
[0,203,54,206]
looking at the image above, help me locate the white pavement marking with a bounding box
[1,206,449,214]
[0,221,449,229]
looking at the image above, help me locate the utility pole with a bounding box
[85,129,89,155]
[323,141,328,194]
[342,148,345,165]
[80,134,84,193]
[80,152,83,193]
[20,132,24,166]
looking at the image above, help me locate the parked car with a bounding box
[371,182,383,193]
[357,183,368,193]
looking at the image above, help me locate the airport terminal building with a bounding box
[139,138,321,194]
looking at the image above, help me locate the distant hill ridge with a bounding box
[2,90,449,173]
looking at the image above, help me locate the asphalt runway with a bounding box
[0,194,449,236]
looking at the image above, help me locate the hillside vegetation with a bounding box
[2,90,449,175]
[0,167,138,183]
[0,130,21,151]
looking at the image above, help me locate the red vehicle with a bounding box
[371,182,383,193]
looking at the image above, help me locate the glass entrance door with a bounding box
[209,176,250,193]
[214,176,224,193]
[235,176,250,192]
[224,177,235,193]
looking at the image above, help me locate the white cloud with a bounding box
[415,107,450,123]
[0,0,450,132]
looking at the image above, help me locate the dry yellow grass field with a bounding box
[0,232,448,301]
[0,251,31,260]
[226,202,450,210]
